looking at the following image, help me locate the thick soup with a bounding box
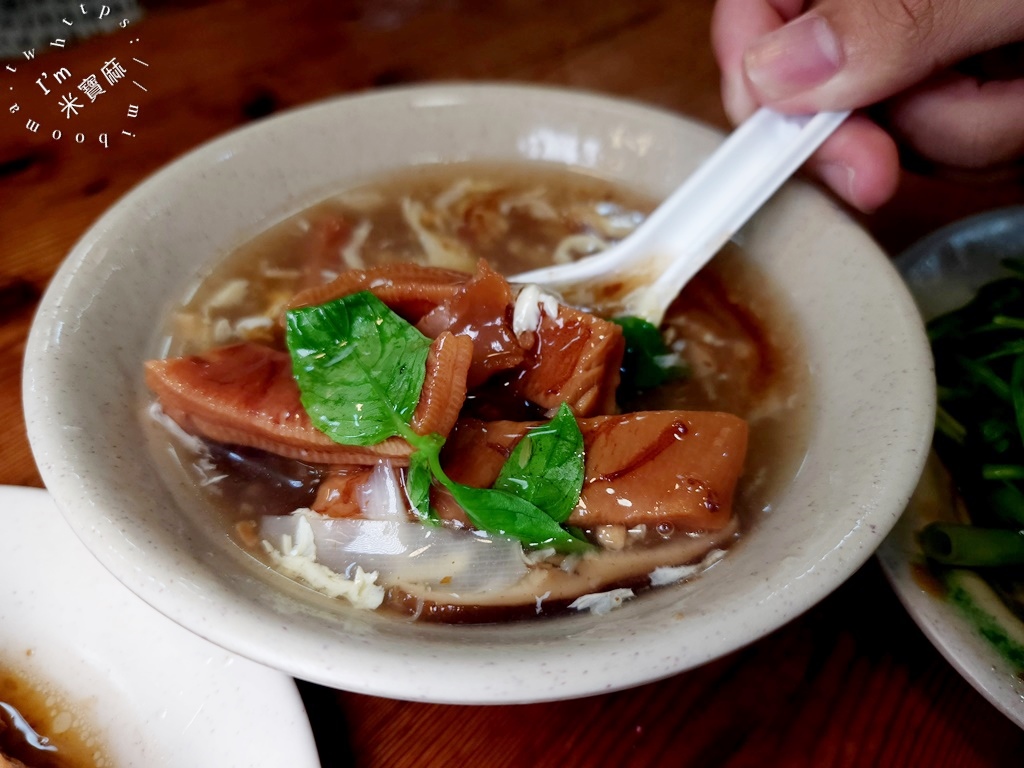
[143,163,809,622]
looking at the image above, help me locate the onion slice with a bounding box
[260,511,529,594]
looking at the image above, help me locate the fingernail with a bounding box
[744,14,843,101]
[818,161,856,202]
[721,73,757,125]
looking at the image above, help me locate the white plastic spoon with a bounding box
[511,107,850,325]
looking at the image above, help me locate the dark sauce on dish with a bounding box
[0,665,109,768]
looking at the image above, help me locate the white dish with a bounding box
[877,205,1024,728]
[23,84,935,704]
[0,486,321,767]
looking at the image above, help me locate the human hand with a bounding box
[711,0,1024,211]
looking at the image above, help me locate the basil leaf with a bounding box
[445,483,591,553]
[613,316,686,397]
[406,449,436,524]
[494,402,584,523]
[285,291,431,446]
[415,431,591,554]
[285,291,592,553]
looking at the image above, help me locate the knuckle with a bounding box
[864,0,958,63]
[894,0,939,31]
[867,0,934,34]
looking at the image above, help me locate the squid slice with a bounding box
[511,304,625,417]
[145,332,473,465]
[436,410,748,532]
[287,262,469,322]
[416,260,524,387]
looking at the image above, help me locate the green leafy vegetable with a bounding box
[612,316,686,399]
[922,260,1024,625]
[411,434,589,552]
[928,266,1024,529]
[405,450,436,524]
[448,486,589,552]
[935,404,967,445]
[494,402,584,523]
[286,291,431,446]
[285,291,591,553]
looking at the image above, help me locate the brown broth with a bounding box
[0,662,110,768]
[144,162,810,617]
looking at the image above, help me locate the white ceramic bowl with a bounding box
[24,84,935,704]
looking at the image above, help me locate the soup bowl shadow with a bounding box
[23,84,934,704]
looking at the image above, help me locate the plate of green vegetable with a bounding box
[878,205,1024,728]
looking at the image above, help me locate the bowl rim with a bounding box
[23,82,936,703]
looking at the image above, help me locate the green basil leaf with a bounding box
[445,482,591,553]
[285,291,431,446]
[406,450,437,524]
[285,292,592,553]
[414,427,591,554]
[612,316,686,397]
[494,402,584,523]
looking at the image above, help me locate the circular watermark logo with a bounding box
[4,3,151,150]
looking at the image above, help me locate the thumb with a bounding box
[741,0,1024,112]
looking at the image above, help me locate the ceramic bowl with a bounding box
[23,84,935,704]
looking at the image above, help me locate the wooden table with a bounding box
[3,1,1023,765]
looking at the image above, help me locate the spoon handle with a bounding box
[512,108,849,323]
[626,107,850,321]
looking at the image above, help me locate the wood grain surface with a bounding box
[3,1,1023,765]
